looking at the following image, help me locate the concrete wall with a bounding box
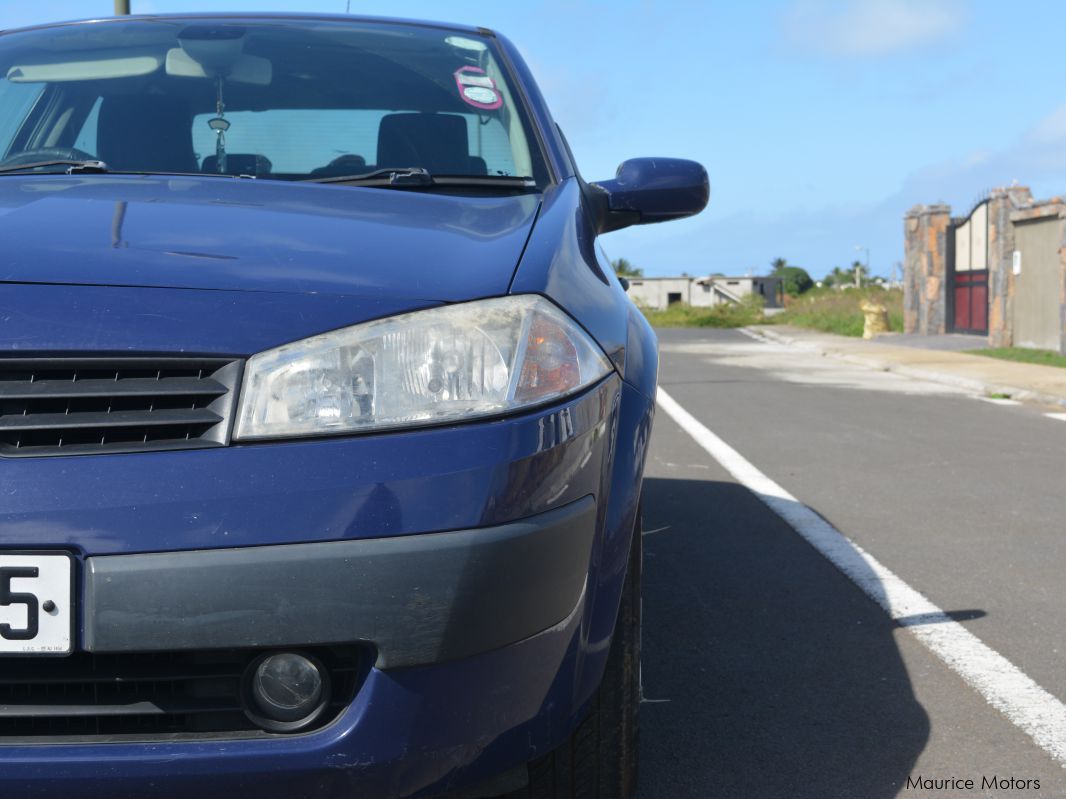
[703,277,757,307]
[1060,233,1066,355]
[1012,212,1065,350]
[628,276,781,310]
[691,279,719,308]
[626,278,694,310]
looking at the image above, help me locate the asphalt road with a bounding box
[637,328,1066,798]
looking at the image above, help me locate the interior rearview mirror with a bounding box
[591,157,709,234]
[166,48,272,85]
[168,24,272,86]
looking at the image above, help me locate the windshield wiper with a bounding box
[304,167,536,189]
[0,159,110,176]
[305,167,434,186]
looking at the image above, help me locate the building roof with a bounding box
[630,275,776,283]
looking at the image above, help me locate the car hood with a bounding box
[0,175,541,301]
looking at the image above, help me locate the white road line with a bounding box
[734,327,767,342]
[641,525,672,537]
[1046,413,1066,422]
[656,386,1066,768]
[981,397,1021,406]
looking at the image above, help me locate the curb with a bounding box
[743,326,1066,410]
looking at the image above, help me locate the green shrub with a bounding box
[773,265,814,296]
[765,287,903,337]
[639,295,764,328]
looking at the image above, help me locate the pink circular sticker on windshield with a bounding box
[454,66,503,110]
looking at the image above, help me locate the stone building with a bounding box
[903,186,1066,353]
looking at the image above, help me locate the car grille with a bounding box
[0,357,242,457]
[0,647,365,743]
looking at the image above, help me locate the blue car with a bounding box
[0,13,707,798]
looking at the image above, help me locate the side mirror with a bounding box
[591,158,709,234]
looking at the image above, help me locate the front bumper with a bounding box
[84,497,596,668]
[4,603,587,799]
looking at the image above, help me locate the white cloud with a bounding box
[1027,105,1066,145]
[783,0,965,57]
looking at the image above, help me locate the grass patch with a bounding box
[639,298,764,328]
[764,287,903,338]
[968,347,1066,369]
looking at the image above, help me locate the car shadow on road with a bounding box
[638,477,931,799]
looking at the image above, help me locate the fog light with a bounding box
[242,652,331,732]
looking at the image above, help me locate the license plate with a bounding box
[0,552,72,656]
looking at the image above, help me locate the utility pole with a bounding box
[854,245,869,289]
[114,0,130,14]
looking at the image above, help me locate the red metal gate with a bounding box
[952,270,988,333]
[949,200,990,335]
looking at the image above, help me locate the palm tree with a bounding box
[611,258,643,278]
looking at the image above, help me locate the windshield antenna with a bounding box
[207,76,230,174]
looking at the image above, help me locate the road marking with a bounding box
[981,397,1021,406]
[1046,413,1066,422]
[735,328,766,342]
[641,525,671,537]
[656,386,1066,767]
[654,460,709,470]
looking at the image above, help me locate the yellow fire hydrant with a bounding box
[860,300,889,339]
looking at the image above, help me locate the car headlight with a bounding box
[234,295,613,440]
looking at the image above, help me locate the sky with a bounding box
[4,0,1066,280]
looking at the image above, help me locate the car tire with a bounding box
[510,504,642,799]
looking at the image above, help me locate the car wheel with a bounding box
[512,504,642,799]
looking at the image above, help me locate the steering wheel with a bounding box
[0,147,100,168]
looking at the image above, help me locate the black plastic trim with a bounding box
[0,357,243,458]
[83,497,597,669]
[0,408,224,432]
[0,376,228,400]
[0,645,366,744]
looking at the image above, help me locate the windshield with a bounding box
[0,17,549,184]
